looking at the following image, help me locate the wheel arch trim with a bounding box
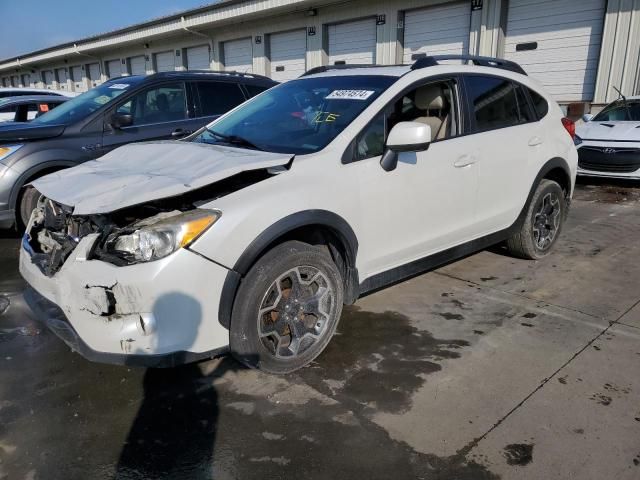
[218,209,359,329]
[511,157,572,234]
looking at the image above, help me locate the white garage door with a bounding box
[155,51,175,72]
[88,63,102,87]
[56,68,68,89]
[269,30,306,81]
[328,18,376,65]
[504,0,605,102]
[224,38,253,73]
[71,66,85,92]
[21,74,32,87]
[11,76,19,87]
[186,45,210,70]
[106,59,123,78]
[129,56,146,76]
[402,2,471,63]
[43,71,55,89]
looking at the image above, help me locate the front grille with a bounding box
[578,146,640,173]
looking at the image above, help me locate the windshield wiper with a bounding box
[204,127,263,151]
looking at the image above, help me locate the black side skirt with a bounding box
[358,229,509,296]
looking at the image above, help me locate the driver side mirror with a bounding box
[582,114,594,123]
[380,121,432,172]
[109,113,133,129]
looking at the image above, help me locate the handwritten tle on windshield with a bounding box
[313,112,341,123]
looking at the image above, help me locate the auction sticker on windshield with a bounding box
[326,90,375,100]
[108,84,130,90]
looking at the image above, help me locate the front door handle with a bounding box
[454,154,476,168]
[171,128,192,138]
[528,136,543,146]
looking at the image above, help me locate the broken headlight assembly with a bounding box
[101,209,220,264]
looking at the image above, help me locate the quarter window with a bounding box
[514,84,534,123]
[466,76,530,131]
[527,87,548,119]
[195,81,246,117]
[116,83,186,125]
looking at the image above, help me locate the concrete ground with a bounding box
[1,179,639,480]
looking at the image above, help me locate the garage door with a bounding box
[504,0,605,102]
[224,38,253,73]
[186,45,210,70]
[328,18,376,65]
[21,74,32,87]
[11,76,19,87]
[88,63,101,87]
[155,51,175,72]
[402,2,471,63]
[43,71,55,89]
[106,59,123,78]
[269,30,306,81]
[71,66,85,92]
[129,56,146,76]
[56,69,68,89]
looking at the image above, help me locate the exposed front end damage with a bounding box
[20,168,278,366]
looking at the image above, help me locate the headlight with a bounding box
[106,209,220,263]
[0,144,24,163]
[574,135,583,147]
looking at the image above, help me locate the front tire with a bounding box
[18,186,41,230]
[506,179,566,260]
[230,240,344,374]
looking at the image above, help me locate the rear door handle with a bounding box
[528,136,543,146]
[454,154,476,168]
[171,128,192,138]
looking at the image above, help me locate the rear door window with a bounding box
[195,81,246,117]
[244,83,270,98]
[465,75,530,132]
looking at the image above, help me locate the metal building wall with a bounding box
[594,0,640,103]
[0,0,637,105]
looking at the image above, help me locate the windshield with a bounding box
[191,75,395,154]
[593,100,640,122]
[31,77,144,125]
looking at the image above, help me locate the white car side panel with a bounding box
[192,65,576,282]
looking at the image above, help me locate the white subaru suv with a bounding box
[20,56,577,373]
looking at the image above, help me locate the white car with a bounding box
[576,95,640,179]
[20,56,578,373]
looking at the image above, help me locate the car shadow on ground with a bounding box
[114,291,255,479]
[114,359,247,479]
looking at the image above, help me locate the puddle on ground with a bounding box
[297,306,469,414]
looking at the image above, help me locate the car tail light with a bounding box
[561,117,576,140]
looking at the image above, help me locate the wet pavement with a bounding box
[1,179,640,479]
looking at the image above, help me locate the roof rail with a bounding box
[411,55,527,75]
[152,70,275,82]
[301,64,382,77]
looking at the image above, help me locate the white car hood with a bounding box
[577,121,640,142]
[32,141,292,215]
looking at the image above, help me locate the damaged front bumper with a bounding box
[20,234,231,367]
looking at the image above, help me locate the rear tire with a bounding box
[18,186,41,230]
[506,179,566,260]
[230,240,344,374]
